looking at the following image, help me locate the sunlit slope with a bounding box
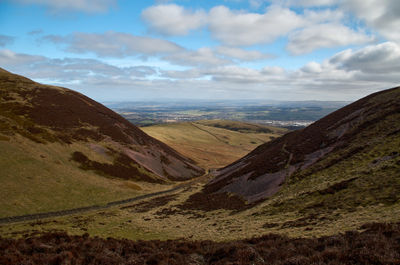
[0,137,163,218]
[142,120,287,169]
[0,68,203,217]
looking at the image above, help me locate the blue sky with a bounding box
[0,0,399,102]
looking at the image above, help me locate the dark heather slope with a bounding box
[207,86,400,202]
[0,68,204,182]
[1,223,400,265]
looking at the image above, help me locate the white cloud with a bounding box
[158,42,400,98]
[261,66,286,75]
[294,42,400,88]
[12,0,117,13]
[205,66,267,83]
[216,46,272,61]
[163,46,272,67]
[163,65,286,83]
[42,31,184,57]
[303,8,344,23]
[225,0,336,9]
[208,5,304,46]
[269,0,400,45]
[0,49,43,66]
[287,23,375,55]
[163,47,232,67]
[140,3,380,57]
[300,61,323,73]
[142,4,207,36]
[329,42,400,75]
[0,49,158,83]
[274,0,337,7]
[161,69,202,79]
[2,42,399,101]
[342,0,400,43]
[248,0,264,9]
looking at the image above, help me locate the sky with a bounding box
[0,0,399,102]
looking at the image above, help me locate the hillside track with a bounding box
[189,122,228,144]
[0,172,210,225]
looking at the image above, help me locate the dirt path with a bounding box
[0,188,181,225]
[190,123,228,144]
[0,172,210,225]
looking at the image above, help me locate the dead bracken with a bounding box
[1,222,400,265]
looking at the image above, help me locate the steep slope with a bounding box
[0,68,203,216]
[206,86,400,203]
[142,120,287,169]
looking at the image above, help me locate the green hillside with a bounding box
[0,138,162,218]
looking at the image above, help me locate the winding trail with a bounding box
[0,187,180,225]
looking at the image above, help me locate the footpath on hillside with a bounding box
[0,172,210,225]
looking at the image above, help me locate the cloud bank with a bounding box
[2,42,399,101]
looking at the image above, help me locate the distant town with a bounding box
[106,100,348,129]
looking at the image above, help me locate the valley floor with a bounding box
[1,169,400,242]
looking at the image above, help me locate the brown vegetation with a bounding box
[178,191,251,212]
[71,151,163,183]
[120,194,178,213]
[1,222,400,264]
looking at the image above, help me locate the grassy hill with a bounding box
[0,68,203,218]
[0,137,173,218]
[141,120,287,169]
